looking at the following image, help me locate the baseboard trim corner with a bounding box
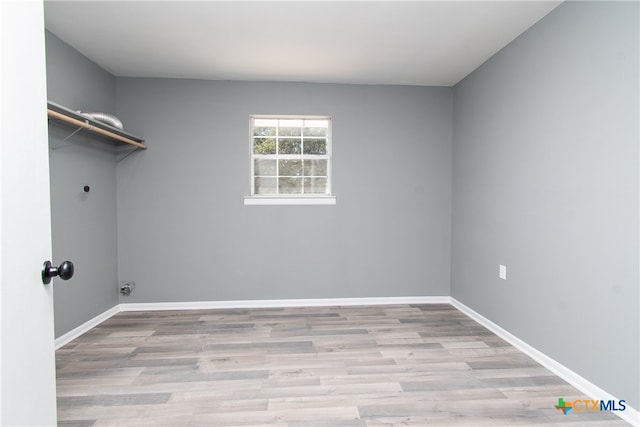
[449,297,639,426]
[54,304,121,350]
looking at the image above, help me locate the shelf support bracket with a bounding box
[62,125,85,142]
[117,146,143,162]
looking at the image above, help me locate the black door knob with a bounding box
[42,260,74,285]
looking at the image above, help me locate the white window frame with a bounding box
[245,115,336,206]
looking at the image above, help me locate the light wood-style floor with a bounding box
[56,304,630,426]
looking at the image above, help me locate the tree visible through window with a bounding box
[251,116,331,196]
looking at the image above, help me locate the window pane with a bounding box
[303,120,328,137]
[303,138,327,155]
[253,126,276,137]
[279,127,302,137]
[304,177,327,194]
[253,137,276,154]
[278,138,301,154]
[304,119,328,128]
[254,159,276,176]
[279,119,303,128]
[279,177,303,194]
[303,126,327,137]
[279,159,303,176]
[254,177,277,195]
[254,119,278,127]
[303,159,327,176]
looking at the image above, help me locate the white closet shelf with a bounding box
[47,101,146,149]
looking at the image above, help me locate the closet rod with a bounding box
[47,109,147,149]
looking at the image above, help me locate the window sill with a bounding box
[244,196,336,206]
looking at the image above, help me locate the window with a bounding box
[247,115,334,205]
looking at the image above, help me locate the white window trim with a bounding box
[244,195,336,206]
[245,114,334,206]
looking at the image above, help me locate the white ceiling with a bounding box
[44,1,561,87]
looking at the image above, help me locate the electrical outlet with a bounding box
[499,265,507,280]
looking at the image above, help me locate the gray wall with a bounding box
[115,80,452,303]
[46,31,120,337]
[451,1,639,409]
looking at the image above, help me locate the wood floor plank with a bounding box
[56,304,631,426]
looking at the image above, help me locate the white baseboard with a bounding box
[450,297,639,426]
[119,296,451,312]
[54,304,121,350]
